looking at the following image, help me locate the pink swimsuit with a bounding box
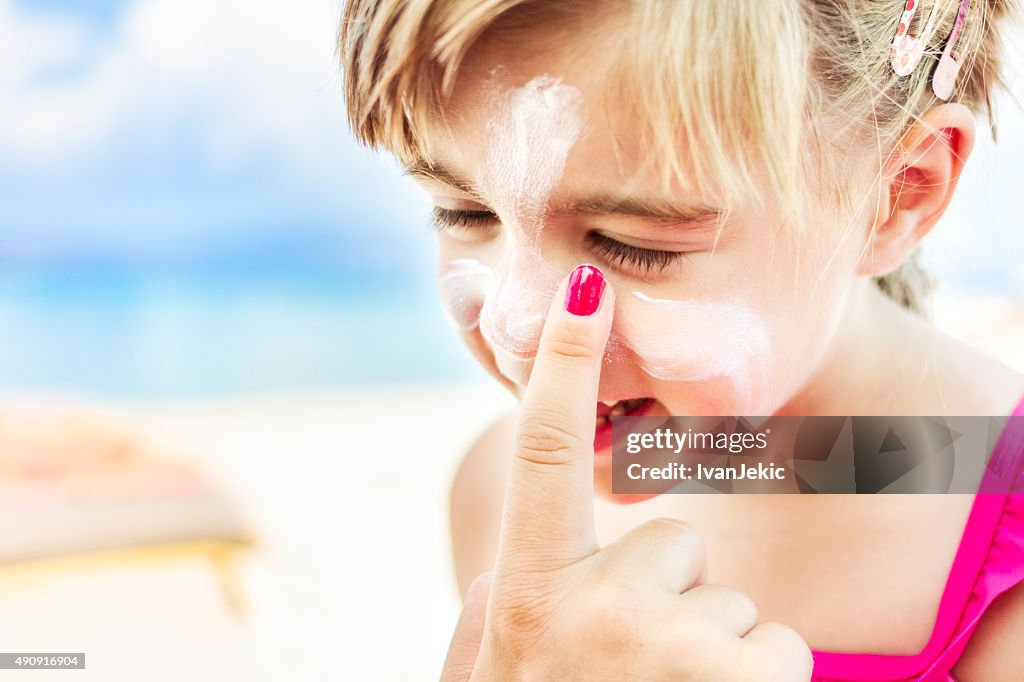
[811,397,1024,681]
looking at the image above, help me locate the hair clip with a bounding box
[932,0,971,100]
[891,0,942,77]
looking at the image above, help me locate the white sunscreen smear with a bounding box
[478,248,558,356]
[477,74,584,248]
[436,76,771,403]
[621,291,771,407]
[438,258,496,331]
[458,74,583,375]
[440,257,771,403]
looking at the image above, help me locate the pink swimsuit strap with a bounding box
[811,397,1024,681]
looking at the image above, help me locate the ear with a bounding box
[857,103,976,277]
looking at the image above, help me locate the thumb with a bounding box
[439,571,492,682]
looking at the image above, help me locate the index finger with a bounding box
[495,264,614,573]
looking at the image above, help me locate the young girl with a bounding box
[341,0,1024,679]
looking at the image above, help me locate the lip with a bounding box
[593,398,657,456]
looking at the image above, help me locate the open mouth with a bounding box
[593,398,656,453]
[595,398,652,427]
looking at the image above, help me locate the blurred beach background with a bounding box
[0,0,1021,680]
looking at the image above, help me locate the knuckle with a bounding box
[752,621,809,651]
[465,571,493,602]
[662,611,731,658]
[621,518,705,583]
[499,532,582,576]
[567,581,643,651]
[745,622,813,681]
[487,576,644,664]
[727,648,772,682]
[698,583,759,621]
[542,329,597,364]
[636,517,704,553]
[487,585,552,655]
[515,412,585,464]
[669,608,711,641]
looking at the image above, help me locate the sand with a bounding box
[0,384,516,682]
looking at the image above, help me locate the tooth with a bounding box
[609,403,627,418]
[596,415,608,427]
[600,400,617,407]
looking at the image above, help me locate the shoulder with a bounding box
[954,578,1024,681]
[923,327,1024,415]
[449,409,519,598]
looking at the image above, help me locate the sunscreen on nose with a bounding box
[478,247,559,357]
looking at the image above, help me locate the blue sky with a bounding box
[1,0,432,281]
[22,0,125,24]
[0,0,468,395]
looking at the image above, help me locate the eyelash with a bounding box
[431,207,498,231]
[430,207,686,275]
[585,232,685,274]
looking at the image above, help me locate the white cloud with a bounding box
[0,0,113,159]
[0,0,414,213]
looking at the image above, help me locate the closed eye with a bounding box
[430,207,499,232]
[430,207,688,277]
[585,232,687,275]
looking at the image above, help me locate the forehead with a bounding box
[421,24,670,204]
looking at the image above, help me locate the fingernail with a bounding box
[565,264,606,317]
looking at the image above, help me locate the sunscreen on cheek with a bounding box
[616,291,772,411]
[438,258,496,331]
[435,239,560,356]
[438,249,556,390]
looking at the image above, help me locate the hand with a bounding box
[440,264,813,681]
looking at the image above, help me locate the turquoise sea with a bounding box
[0,263,485,398]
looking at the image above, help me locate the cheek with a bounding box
[736,235,858,410]
[437,259,495,331]
[615,292,773,412]
[437,251,560,387]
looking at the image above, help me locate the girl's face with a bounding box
[409,37,871,499]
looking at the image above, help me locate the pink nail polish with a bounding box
[565,264,606,317]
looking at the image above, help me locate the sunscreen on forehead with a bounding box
[477,75,584,246]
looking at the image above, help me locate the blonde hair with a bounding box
[340,0,1019,313]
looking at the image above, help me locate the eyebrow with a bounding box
[403,159,726,225]
[562,196,725,224]
[403,160,481,198]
